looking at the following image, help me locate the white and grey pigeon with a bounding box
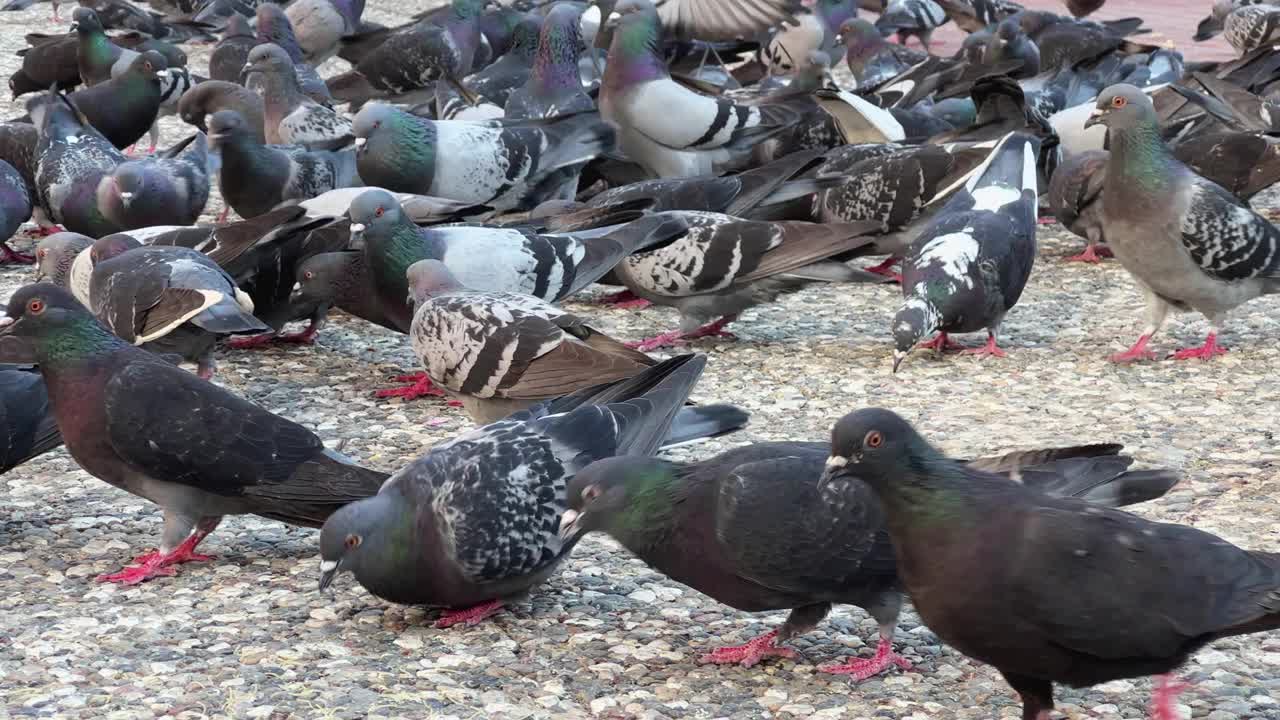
[242,44,351,150]
[1086,84,1280,362]
[96,133,211,230]
[1220,2,1280,56]
[600,0,799,178]
[891,131,1040,372]
[874,0,948,48]
[316,352,747,627]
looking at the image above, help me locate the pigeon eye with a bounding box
[304,270,314,280]
[344,533,362,549]
[864,431,883,449]
[582,485,601,503]
[27,298,45,315]
[374,206,384,218]
[1111,95,1127,109]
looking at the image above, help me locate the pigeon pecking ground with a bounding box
[1,1,1279,719]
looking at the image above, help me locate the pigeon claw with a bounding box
[1149,674,1190,720]
[375,372,444,400]
[32,224,65,237]
[960,334,1007,359]
[918,332,964,353]
[228,326,318,350]
[819,636,912,681]
[1110,334,1157,364]
[1170,334,1227,361]
[699,629,798,668]
[590,290,652,310]
[95,538,216,585]
[434,600,504,628]
[1065,244,1113,263]
[862,256,901,278]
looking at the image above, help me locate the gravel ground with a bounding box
[2,3,1280,719]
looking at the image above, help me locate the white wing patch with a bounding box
[917,231,979,289]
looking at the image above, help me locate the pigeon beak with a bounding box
[817,455,848,491]
[353,137,367,149]
[349,222,366,247]
[318,558,341,593]
[558,509,582,541]
[69,21,78,30]
[119,191,134,208]
[891,349,907,373]
[1084,109,1104,130]
[604,10,621,29]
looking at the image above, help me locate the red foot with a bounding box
[591,289,652,310]
[960,333,1007,359]
[700,629,798,667]
[375,372,444,400]
[228,326,318,350]
[125,144,136,157]
[819,636,912,681]
[96,533,216,585]
[627,316,738,352]
[0,243,35,265]
[862,256,900,277]
[918,332,964,353]
[32,224,65,237]
[1110,333,1157,364]
[1150,675,1190,720]
[435,599,503,628]
[1037,215,1058,225]
[1170,332,1227,361]
[1065,245,1113,264]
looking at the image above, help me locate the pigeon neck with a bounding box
[32,315,130,371]
[445,12,484,69]
[819,3,854,34]
[606,17,667,91]
[80,31,114,66]
[605,465,684,550]
[1107,119,1175,194]
[369,221,431,295]
[870,453,985,532]
[532,31,582,94]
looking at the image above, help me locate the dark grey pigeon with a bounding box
[96,133,210,230]
[291,251,402,334]
[464,13,541,110]
[316,353,748,626]
[821,407,1280,720]
[0,284,388,585]
[33,94,127,238]
[1087,83,1280,362]
[209,13,255,83]
[254,3,334,105]
[505,4,593,120]
[243,44,350,150]
[562,436,1178,675]
[1047,149,1112,263]
[838,18,927,92]
[208,110,361,221]
[59,50,166,152]
[0,364,61,475]
[87,235,268,377]
[177,81,266,144]
[351,103,614,212]
[73,7,134,86]
[891,132,1040,371]
[983,17,1040,77]
[0,159,34,264]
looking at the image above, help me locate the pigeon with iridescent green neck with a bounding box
[60,50,165,151]
[465,13,541,110]
[505,4,593,120]
[73,7,134,86]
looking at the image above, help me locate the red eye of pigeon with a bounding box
[27,298,45,315]
[1111,95,1127,109]
[345,534,362,549]
[304,270,314,280]
[375,206,384,218]
[864,430,883,448]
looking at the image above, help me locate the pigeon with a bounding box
[73,7,134,86]
[1194,0,1268,42]
[464,12,541,110]
[0,283,388,585]
[505,4,593,120]
[177,80,266,143]
[316,352,747,625]
[1047,149,1112,263]
[838,18,928,92]
[2,121,76,234]
[285,0,366,66]
[1065,0,1104,17]
[984,17,1040,77]
[33,94,128,238]
[821,407,1280,720]
[562,434,1178,675]
[1220,3,1280,57]
[0,159,34,265]
[291,251,402,333]
[87,235,268,377]
[875,0,948,48]
[96,133,210,230]
[652,0,804,42]
[891,132,1039,371]
[209,13,254,83]
[243,44,352,150]
[1087,84,1280,362]
[254,3,334,106]
[610,212,885,351]
[77,0,216,42]
[33,232,93,293]
[599,0,798,179]
[351,103,614,212]
[0,364,61,476]
[11,32,83,99]
[50,50,165,153]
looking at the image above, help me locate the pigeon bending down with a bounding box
[96,133,210,230]
[285,0,366,66]
[177,81,267,144]
[34,94,127,238]
[891,132,1040,372]
[87,236,268,377]
[564,434,1177,675]
[0,159,34,265]
[351,104,614,212]
[317,353,748,626]
[0,364,62,475]
[1046,149,1112,263]
[821,407,1280,720]
[33,232,93,293]
[1086,84,1280,362]
[609,212,885,351]
[291,251,403,334]
[243,44,351,150]
[0,284,389,585]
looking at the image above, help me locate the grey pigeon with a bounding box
[177,80,266,143]
[146,64,205,156]
[1046,149,1112,263]
[838,18,928,92]
[243,44,351,150]
[403,260,660,423]
[96,133,210,230]
[1086,84,1280,362]
[600,0,796,178]
[610,212,884,351]
[285,0,366,66]
[208,110,361,220]
[316,353,747,625]
[2,120,72,233]
[33,231,93,294]
[34,94,127,238]
[351,103,613,212]
[652,0,804,41]
[209,13,254,83]
[984,17,1040,77]
[464,12,541,110]
[505,4,592,120]
[562,435,1177,674]
[821,407,1280,720]
[1221,3,1280,56]
[87,235,268,377]
[59,50,166,152]
[0,159,34,264]
[0,364,61,475]
[892,132,1040,371]
[875,0,948,47]
[1194,0,1268,41]
[254,3,334,105]
[0,284,388,585]
[291,251,402,334]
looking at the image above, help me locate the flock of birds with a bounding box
[0,0,1279,717]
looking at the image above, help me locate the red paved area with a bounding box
[927,0,1236,62]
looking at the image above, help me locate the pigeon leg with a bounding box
[96,517,220,585]
[862,256,901,277]
[196,356,216,380]
[683,315,738,342]
[819,629,912,680]
[1001,671,1056,720]
[1110,334,1157,363]
[628,316,739,351]
[1149,675,1190,720]
[0,242,35,265]
[590,289,652,310]
[1170,332,1228,361]
[146,124,159,155]
[1065,244,1113,263]
[1036,215,1058,226]
[227,331,282,350]
[700,628,799,667]
[918,332,964,353]
[960,332,1007,359]
[375,372,445,400]
[435,599,504,628]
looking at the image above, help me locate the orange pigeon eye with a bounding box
[27,298,45,315]
[1111,95,1127,108]
[864,430,883,449]
[375,206,384,218]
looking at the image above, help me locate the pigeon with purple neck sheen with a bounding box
[243,44,351,151]
[0,159,33,265]
[177,80,266,143]
[209,14,254,83]
[0,283,388,585]
[96,133,210,230]
[599,0,799,179]
[253,3,334,106]
[351,103,613,212]
[463,12,541,110]
[1087,83,1280,363]
[33,93,127,238]
[505,4,593,120]
[284,0,366,66]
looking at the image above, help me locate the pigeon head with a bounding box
[243,43,293,80]
[317,493,410,595]
[89,234,140,265]
[820,408,936,492]
[223,12,252,38]
[606,0,658,37]
[0,283,121,362]
[351,104,413,159]
[453,0,497,19]
[813,0,855,30]
[128,51,168,84]
[107,164,154,210]
[255,4,304,60]
[839,18,883,58]
[1085,84,1155,133]
[604,0,664,86]
[406,260,466,305]
[206,109,252,148]
[890,297,939,373]
[70,7,103,33]
[559,456,677,543]
[34,233,93,286]
[348,189,409,242]
[292,252,357,304]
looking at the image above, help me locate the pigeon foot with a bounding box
[919,332,964,353]
[1065,245,1112,263]
[216,206,230,224]
[0,242,35,265]
[628,316,738,351]
[1036,215,1058,225]
[1110,334,1157,364]
[375,372,444,400]
[862,256,901,278]
[819,636,912,681]
[590,290,652,310]
[32,224,65,237]
[435,600,504,628]
[1170,333,1227,361]
[229,325,319,350]
[1149,675,1190,720]
[700,629,798,667]
[960,334,1007,359]
[96,532,216,585]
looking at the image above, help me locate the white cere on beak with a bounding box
[353,137,367,148]
[319,559,338,572]
[607,10,620,22]
[350,223,366,233]
[559,509,580,535]
[824,455,848,469]
[291,281,301,292]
